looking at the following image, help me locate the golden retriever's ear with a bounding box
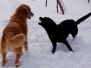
[15,4,30,18]
[23,5,28,12]
[15,4,34,19]
[21,5,29,16]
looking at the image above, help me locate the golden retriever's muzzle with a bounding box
[29,12,34,19]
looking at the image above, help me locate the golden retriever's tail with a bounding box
[6,32,26,48]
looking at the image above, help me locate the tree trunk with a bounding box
[88,0,90,3]
[56,0,59,13]
[57,0,64,14]
[45,0,47,7]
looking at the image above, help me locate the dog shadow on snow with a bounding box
[0,50,31,68]
[0,53,15,68]
[56,36,89,53]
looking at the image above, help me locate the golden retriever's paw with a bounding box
[15,59,20,67]
[1,62,6,66]
[16,62,20,67]
[1,59,6,66]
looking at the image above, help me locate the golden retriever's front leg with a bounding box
[23,41,28,51]
[1,52,7,66]
[15,54,21,67]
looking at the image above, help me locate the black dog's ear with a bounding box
[39,17,43,21]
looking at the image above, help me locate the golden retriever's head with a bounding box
[15,4,34,19]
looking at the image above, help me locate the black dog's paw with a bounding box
[69,48,75,53]
[51,50,56,54]
[72,50,75,53]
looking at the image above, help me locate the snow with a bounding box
[0,0,91,68]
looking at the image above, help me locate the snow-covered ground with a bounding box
[0,0,91,68]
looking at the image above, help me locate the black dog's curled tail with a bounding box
[76,12,91,25]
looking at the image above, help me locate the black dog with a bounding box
[38,12,91,54]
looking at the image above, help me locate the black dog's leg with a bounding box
[71,26,78,38]
[51,42,57,54]
[62,40,74,52]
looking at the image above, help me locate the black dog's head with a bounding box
[38,17,56,28]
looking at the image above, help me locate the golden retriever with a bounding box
[0,4,34,67]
